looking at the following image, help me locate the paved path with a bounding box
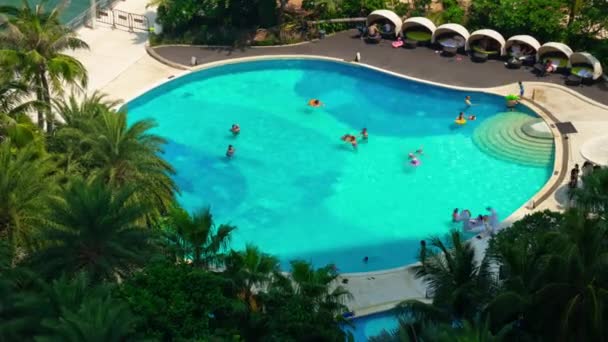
[152,30,608,106]
[66,0,160,96]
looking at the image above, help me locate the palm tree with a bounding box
[277,260,351,311]
[394,231,494,337]
[411,231,493,321]
[48,91,122,181]
[225,244,280,310]
[0,0,89,132]
[571,167,608,218]
[0,77,43,148]
[28,179,155,282]
[37,273,139,341]
[529,209,608,342]
[53,90,122,128]
[163,206,236,268]
[0,140,54,248]
[84,111,177,223]
[0,77,40,116]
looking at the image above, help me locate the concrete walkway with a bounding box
[66,0,175,98]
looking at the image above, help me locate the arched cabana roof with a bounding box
[505,35,541,52]
[366,10,402,34]
[537,42,573,59]
[466,29,506,55]
[402,17,436,33]
[431,23,470,43]
[568,52,603,80]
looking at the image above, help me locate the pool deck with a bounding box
[151,30,608,106]
[75,25,608,316]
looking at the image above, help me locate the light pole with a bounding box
[89,0,96,29]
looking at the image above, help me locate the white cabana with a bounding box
[366,10,402,36]
[402,17,436,34]
[432,23,469,43]
[466,29,506,56]
[505,35,541,53]
[537,42,573,60]
[568,52,604,80]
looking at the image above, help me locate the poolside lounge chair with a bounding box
[356,25,368,39]
[565,75,582,86]
[472,52,488,63]
[442,45,458,56]
[365,33,382,44]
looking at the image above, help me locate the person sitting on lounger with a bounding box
[382,23,392,35]
[544,59,556,75]
[368,24,379,37]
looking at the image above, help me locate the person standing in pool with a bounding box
[230,124,240,136]
[226,145,235,158]
[465,96,473,107]
[361,128,368,140]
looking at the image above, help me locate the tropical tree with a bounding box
[163,206,236,268]
[83,111,177,223]
[571,167,608,218]
[260,260,351,341]
[401,231,494,324]
[0,0,89,132]
[28,179,155,282]
[0,140,54,248]
[224,244,280,311]
[53,90,122,128]
[36,272,139,342]
[118,262,239,340]
[48,91,122,181]
[527,209,608,342]
[0,77,43,148]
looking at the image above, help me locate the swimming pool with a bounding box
[127,58,553,272]
[343,310,400,341]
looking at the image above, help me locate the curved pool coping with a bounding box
[125,54,568,312]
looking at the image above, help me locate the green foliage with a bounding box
[0,0,89,132]
[28,179,156,282]
[119,262,238,340]
[438,0,465,25]
[0,140,53,248]
[469,0,564,42]
[162,206,236,267]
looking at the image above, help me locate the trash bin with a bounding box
[319,30,326,39]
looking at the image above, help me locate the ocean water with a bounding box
[127,59,552,272]
[3,0,98,24]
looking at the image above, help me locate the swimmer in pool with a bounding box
[452,208,459,222]
[416,146,423,154]
[457,112,465,121]
[308,99,323,107]
[465,96,472,107]
[226,145,235,158]
[361,128,368,140]
[468,115,476,121]
[408,152,415,159]
[230,124,240,136]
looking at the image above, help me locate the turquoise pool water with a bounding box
[127,59,552,272]
[343,310,400,341]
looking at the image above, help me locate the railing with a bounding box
[96,8,150,31]
[65,0,122,29]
